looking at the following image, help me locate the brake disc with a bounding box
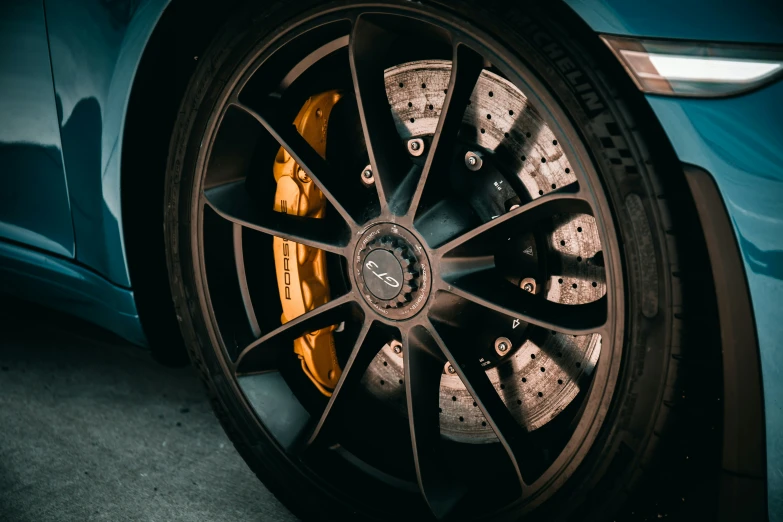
[271,62,607,433]
[359,61,606,442]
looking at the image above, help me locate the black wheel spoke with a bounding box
[441,270,608,336]
[405,326,467,520]
[349,15,411,211]
[234,294,359,375]
[306,318,386,447]
[408,44,485,218]
[427,319,530,491]
[192,6,625,515]
[436,185,608,335]
[436,184,590,253]
[204,180,350,256]
[230,100,360,225]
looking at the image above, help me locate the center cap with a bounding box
[362,250,403,300]
[354,223,430,319]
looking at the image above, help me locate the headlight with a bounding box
[601,35,783,97]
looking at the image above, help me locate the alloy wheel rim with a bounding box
[190,5,625,520]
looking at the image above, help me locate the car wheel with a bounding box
[164,1,701,520]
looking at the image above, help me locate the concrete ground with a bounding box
[0,300,299,522]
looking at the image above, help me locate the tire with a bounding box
[163,1,719,520]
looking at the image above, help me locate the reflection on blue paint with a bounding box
[0,240,145,345]
[45,0,170,286]
[0,1,74,257]
[565,0,783,45]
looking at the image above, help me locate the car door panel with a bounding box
[0,0,74,257]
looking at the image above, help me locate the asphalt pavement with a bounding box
[0,299,299,522]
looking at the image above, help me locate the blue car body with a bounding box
[0,0,780,516]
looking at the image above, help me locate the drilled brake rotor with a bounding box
[357,61,607,442]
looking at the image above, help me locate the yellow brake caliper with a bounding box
[272,90,342,397]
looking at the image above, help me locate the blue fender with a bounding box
[565,0,783,44]
[45,0,170,288]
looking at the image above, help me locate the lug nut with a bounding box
[361,165,374,185]
[407,138,425,157]
[495,336,512,356]
[520,277,537,294]
[465,151,483,171]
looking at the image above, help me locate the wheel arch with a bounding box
[121,0,241,363]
